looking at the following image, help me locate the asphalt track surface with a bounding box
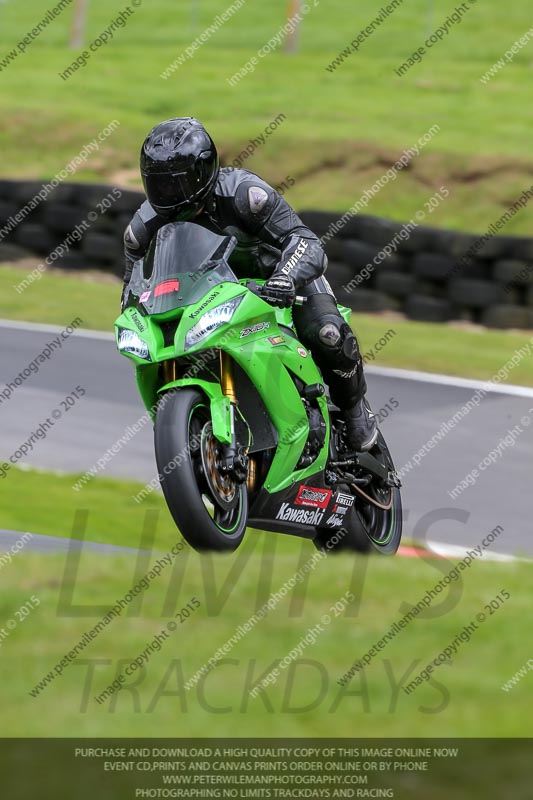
[0,529,139,554]
[1,320,532,555]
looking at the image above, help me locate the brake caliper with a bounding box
[218,442,249,484]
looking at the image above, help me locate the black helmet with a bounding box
[140,117,219,219]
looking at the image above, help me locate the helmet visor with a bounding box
[143,171,202,209]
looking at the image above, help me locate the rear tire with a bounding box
[154,389,248,552]
[352,432,402,555]
[314,432,402,554]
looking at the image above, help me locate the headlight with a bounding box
[117,328,151,361]
[184,295,243,350]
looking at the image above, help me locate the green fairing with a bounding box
[339,304,351,326]
[115,279,337,494]
[158,378,232,443]
[114,225,402,554]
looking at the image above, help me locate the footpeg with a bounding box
[386,470,402,488]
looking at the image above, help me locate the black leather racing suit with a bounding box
[122,167,366,410]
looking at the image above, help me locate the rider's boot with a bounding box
[343,396,378,452]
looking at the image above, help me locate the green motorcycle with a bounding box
[115,222,402,553]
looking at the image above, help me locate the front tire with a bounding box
[154,389,248,552]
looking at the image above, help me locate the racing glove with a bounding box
[261,274,296,308]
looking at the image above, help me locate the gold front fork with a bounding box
[220,350,252,485]
[162,359,177,383]
[220,351,236,403]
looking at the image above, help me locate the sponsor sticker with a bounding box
[297,346,308,358]
[275,503,325,526]
[332,504,348,516]
[130,310,146,333]
[139,290,151,303]
[335,492,354,508]
[294,485,332,509]
[189,291,220,320]
[240,321,270,338]
[268,335,285,346]
[325,513,344,528]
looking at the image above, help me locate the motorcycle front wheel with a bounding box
[154,389,248,552]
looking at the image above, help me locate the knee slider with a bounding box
[318,321,342,348]
[318,318,357,358]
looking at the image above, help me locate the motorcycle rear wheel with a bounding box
[314,432,402,554]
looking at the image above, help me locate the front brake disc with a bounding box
[200,422,239,511]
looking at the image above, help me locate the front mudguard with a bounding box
[157,378,232,444]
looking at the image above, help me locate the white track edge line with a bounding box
[427,539,530,562]
[0,318,115,340]
[366,365,533,398]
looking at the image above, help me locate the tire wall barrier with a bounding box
[1,179,532,329]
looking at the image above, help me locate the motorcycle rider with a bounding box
[121,117,377,451]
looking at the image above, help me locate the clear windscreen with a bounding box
[126,222,238,315]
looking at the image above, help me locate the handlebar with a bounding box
[245,280,308,306]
